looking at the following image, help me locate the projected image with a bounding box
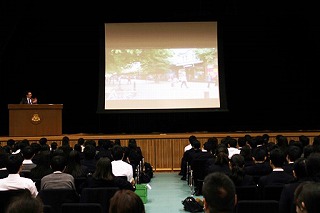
[102,22,225,110]
[105,48,219,102]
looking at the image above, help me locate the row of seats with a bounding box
[43,203,103,213]
[0,187,119,213]
[38,187,119,213]
[235,200,279,213]
[236,185,284,201]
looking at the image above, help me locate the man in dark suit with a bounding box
[244,147,272,184]
[258,148,294,188]
[20,91,37,104]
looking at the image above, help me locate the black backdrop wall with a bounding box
[1,1,320,136]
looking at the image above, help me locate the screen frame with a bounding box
[97,21,228,114]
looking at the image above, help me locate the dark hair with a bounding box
[73,144,82,153]
[128,139,137,149]
[229,154,246,186]
[253,147,267,161]
[83,145,96,160]
[306,153,320,181]
[6,139,15,147]
[269,148,285,168]
[64,150,85,178]
[202,172,236,213]
[50,155,66,172]
[295,181,320,213]
[5,190,43,213]
[6,154,23,174]
[112,145,124,160]
[303,145,314,159]
[109,189,145,213]
[21,146,35,160]
[293,157,307,179]
[92,157,114,180]
[77,137,85,145]
[188,135,197,146]
[287,145,302,162]
[39,137,48,145]
[50,142,58,149]
[193,140,201,149]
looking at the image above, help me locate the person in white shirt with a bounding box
[111,145,134,184]
[0,153,38,197]
[227,138,241,159]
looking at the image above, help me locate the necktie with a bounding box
[29,99,31,104]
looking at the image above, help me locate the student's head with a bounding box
[112,145,124,160]
[252,147,267,162]
[193,140,201,149]
[77,137,85,145]
[6,154,24,174]
[202,172,236,213]
[50,155,66,172]
[306,152,320,181]
[269,148,285,168]
[109,189,145,213]
[83,145,96,160]
[5,189,43,213]
[189,135,197,146]
[293,157,307,179]
[295,181,320,213]
[50,142,58,151]
[21,146,35,160]
[39,137,48,146]
[287,145,303,162]
[128,139,137,149]
[93,157,114,180]
[230,154,245,168]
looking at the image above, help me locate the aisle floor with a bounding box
[144,172,203,213]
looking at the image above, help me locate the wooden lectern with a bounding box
[8,104,63,137]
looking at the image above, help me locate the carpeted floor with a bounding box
[143,172,203,213]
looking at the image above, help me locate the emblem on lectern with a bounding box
[31,113,41,125]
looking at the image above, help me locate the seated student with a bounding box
[0,147,9,178]
[294,181,320,213]
[0,154,38,197]
[82,157,134,191]
[111,145,134,184]
[21,145,37,174]
[206,144,231,176]
[64,150,89,178]
[179,135,198,179]
[258,148,294,188]
[29,150,53,180]
[244,147,272,184]
[5,189,43,213]
[123,139,143,178]
[202,172,237,213]
[283,145,303,176]
[228,154,255,187]
[40,155,76,190]
[279,157,309,213]
[109,189,145,213]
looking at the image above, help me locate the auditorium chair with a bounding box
[261,184,284,201]
[236,185,259,201]
[61,203,103,213]
[37,189,80,213]
[236,200,279,213]
[190,159,208,195]
[80,187,119,213]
